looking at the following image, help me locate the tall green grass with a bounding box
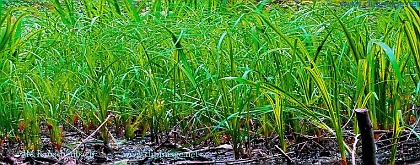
[1,1,419,164]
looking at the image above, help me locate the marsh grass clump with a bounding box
[1,0,420,164]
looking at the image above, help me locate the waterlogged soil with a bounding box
[1,124,420,165]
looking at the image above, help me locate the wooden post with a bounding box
[355,108,377,165]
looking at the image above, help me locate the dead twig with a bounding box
[275,145,293,163]
[54,114,114,165]
[352,134,361,165]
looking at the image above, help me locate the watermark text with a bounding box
[340,1,419,8]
